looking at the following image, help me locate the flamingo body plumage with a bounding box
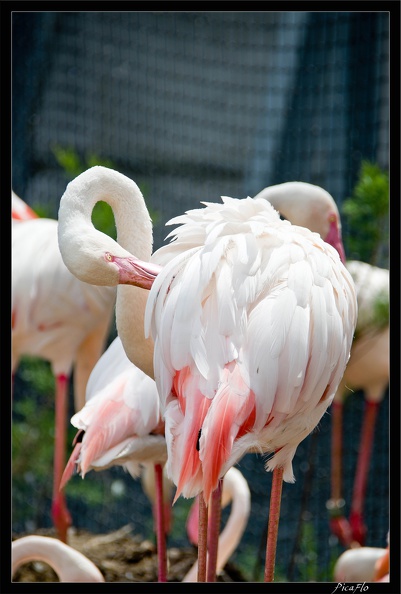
[60,335,172,581]
[61,336,167,483]
[144,195,357,505]
[255,180,389,546]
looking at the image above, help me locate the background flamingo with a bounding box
[60,335,171,582]
[254,181,389,546]
[57,167,358,582]
[12,535,105,582]
[12,193,116,542]
[333,531,389,582]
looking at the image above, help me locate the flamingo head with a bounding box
[254,181,346,263]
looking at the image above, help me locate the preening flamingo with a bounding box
[12,535,105,582]
[57,167,357,582]
[255,181,389,546]
[12,195,116,542]
[60,335,171,582]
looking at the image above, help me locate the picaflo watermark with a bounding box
[331,583,369,593]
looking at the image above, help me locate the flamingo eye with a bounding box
[105,252,113,262]
[329,213,337,223]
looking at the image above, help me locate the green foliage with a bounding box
[52,146,115,178]
[51,145,162,235]
[295,520,319,581]
[372,290,390,328]
[342,161,389,265]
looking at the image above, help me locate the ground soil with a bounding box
[12,525,247,583]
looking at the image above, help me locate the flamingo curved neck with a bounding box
[58,166,155,378]
[12,536,104,582]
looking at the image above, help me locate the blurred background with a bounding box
[12,11,389,582]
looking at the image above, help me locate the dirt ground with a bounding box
[12,524,247,583]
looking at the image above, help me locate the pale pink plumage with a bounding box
[12,195,116,542]
[142,195,357,582]
[144,195,357,503]
[61,335,171,582]
[255,181,389,546]
[61,336,167,482]
[56,168,357,581]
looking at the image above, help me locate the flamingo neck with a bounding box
[12,538,69,580]
[58,166,155,377]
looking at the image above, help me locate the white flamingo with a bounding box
[255,181,389,546]
[57,166,357,582]
[12,193,116,542]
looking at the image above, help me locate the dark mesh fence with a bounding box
[12,11,389,582]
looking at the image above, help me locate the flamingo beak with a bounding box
[325,219,346,264]
[109,253,162,289]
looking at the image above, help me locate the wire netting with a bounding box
[12,11,390,582]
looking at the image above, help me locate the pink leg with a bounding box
[328,401,353,546]
[206,479,223,582]
[197,492,208,582]
[349,401,380,545]
[154,463,168,582]
[51,373,72,543]
[264,466,284,582]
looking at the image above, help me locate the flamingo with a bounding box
[12,535,105,582]
[333,531,389,582]
[254,181,389,546]
[57,167,357,582]
[61,335,250,582]
[60,335,171,582]
[12,194,116,542]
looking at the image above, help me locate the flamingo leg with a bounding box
[51,373,72,543]
[264,465,284,582]
[328,400,353,547]
[349,400,380,545]
[197,492,208,582]
[206,479,223,582]
[154,463,168,582]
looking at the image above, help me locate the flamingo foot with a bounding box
[349,511,367,545]
[51,492,72,543]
